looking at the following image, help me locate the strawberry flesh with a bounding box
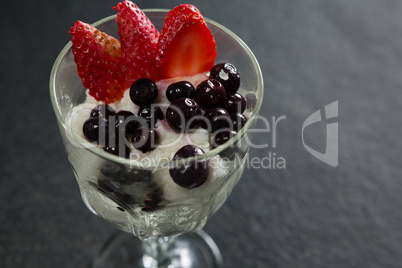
[156,4,217,79]
[69,21,130,104]
[69,2,217,102]
[113,1,160,81]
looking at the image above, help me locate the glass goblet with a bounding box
[50,10,263,268]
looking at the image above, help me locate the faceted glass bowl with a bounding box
[50,9,263,267]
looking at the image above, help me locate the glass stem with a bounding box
[142,236,176,267]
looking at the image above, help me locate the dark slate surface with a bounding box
[1,0,402,267]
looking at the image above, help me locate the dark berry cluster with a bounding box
[130,79,164,129]
[83,78,164,156]
[129,78,164,153]
[166,62,248,189]
[83,104,133,158]
[83,62,249,191]
[83,107,160,158]
[165,62,247,149]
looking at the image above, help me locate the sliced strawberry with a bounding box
[113,1,160,81]
[156,4,217,79]
[69,21,130,104]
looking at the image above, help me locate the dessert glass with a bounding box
[50,10,263,268]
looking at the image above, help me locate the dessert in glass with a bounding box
[49,1,263,267]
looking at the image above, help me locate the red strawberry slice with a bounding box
[156,4,217,79]
[113,1,160,81]
[69,21,130,104]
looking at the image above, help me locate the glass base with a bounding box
[91,230,223,268]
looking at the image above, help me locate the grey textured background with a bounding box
[1,0,402,267]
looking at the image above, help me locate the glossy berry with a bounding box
[90,104,115,118]
[83,117,100,143]
[209,63,240,93]
[131,128,159,153]
[195,79,226,110]
[83,117,113,146]
[211,130,237,149]
[166,98,202,132]
[231,113,248,131]
[169,145,209,189]
[166,81,195,102]
[138,105,164,127]
[130,78,158,107]
[202,108,232,133]
[115,110,142,138]
[225,93,247,114]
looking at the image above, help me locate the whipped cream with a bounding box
[66,72,230,204]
